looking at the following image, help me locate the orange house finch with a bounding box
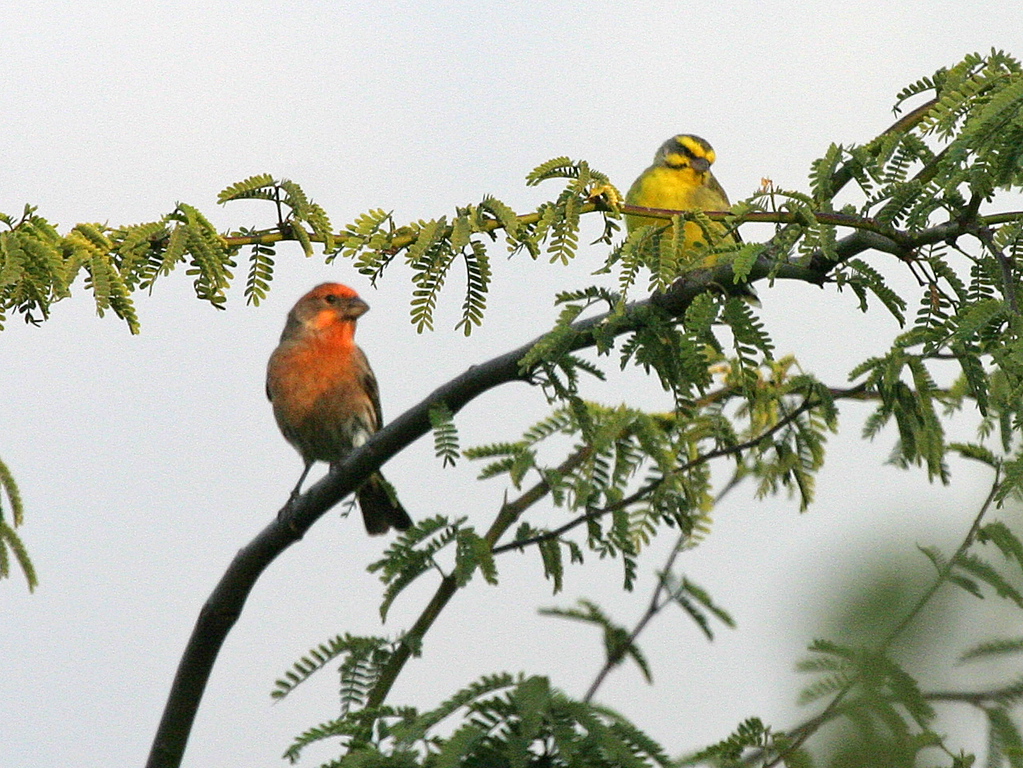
[266,282,412,534]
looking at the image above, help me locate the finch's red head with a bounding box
[287,282,369,332]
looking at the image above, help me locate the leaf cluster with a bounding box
[0,456,35,590]
[0,201,237,333]
[283,673,671,768]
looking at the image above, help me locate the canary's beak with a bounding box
[691,157,711,173]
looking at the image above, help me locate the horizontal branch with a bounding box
[223,204,571,249]
[223,95,947,255]
[924,686,1023,706]
[222,200,1023,303]
[224,205,1023,250]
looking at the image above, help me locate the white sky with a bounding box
[4,2,1023,766]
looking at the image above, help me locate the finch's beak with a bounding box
[691,157,711,173]
[348,297,370,319]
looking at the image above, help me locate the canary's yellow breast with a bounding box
[627,165,729,218]
[625,165,733,256]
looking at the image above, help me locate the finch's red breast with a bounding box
[266,283,379,464]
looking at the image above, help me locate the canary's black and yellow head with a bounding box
[652,134,717,177]
[625,134,731,233]
[625,134,757,301]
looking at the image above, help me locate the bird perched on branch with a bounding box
[625,134,754,297]
[266,282,412,535]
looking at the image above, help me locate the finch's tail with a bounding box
[358,472,413,535]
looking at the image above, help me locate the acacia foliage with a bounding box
[6,50,1023,767]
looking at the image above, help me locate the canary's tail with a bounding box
[358,472,413,535]
[732,283,761,307]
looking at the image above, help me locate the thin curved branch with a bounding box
[582,532,688,704]
[880,467,1000,652]
[492,386,868,557]
[826,97,939,195]
[750,680,1023,767]
[580,469,752,705]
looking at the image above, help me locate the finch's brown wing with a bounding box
[354,346,384,432]
[350,346,412,533]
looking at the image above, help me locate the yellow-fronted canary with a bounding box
[626,134,752,297]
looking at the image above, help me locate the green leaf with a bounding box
[978,521,1023,574]
[959,637,1023,663]
[955,552,1023,607]
[217,173,276,204]
[428,401,460,468]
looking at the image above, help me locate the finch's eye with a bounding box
[324,294,339,304]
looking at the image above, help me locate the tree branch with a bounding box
[224,97,944,253]
[492,386,866,557]
[579,468,751,705]
[582,532,688,704]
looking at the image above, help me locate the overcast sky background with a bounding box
[4,2,1023,766]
